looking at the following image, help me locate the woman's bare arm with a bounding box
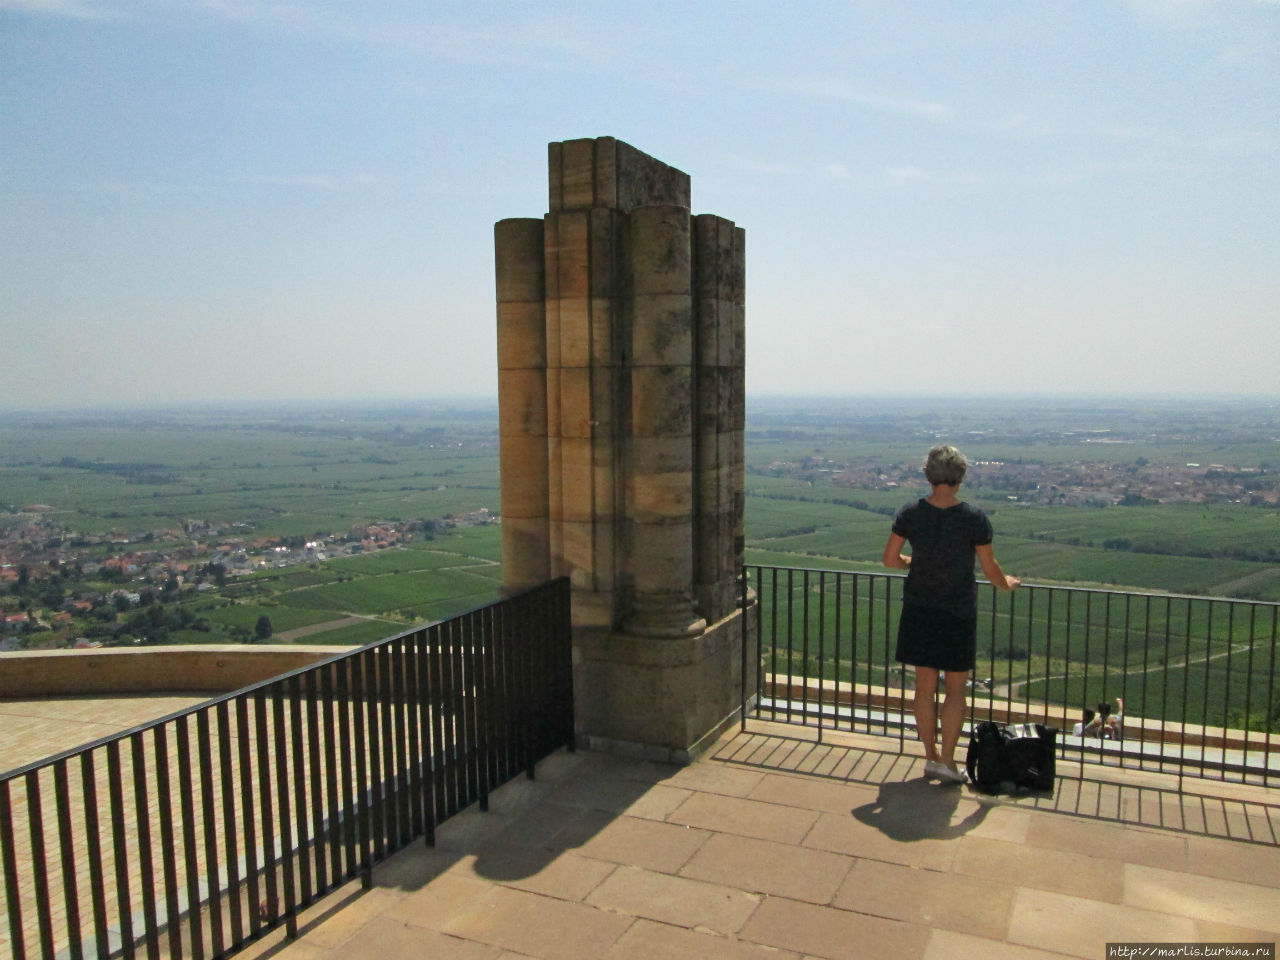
[975,543,1020,590]
[882,532,910,569]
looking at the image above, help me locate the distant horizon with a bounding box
[2,390,1279,418]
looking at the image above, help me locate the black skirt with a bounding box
[895,603,977,672]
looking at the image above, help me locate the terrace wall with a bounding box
[0,645,350,698]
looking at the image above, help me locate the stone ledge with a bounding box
[0,645,355,698]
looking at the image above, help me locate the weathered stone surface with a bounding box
[614,139,690,212]
[558,366,593,439]
[557,297,591,368]
[630,521,695,591]
[499,137,745,756]
[558,438,596,525]
[544,366,562,436]
[549,137,690,214]
[588,208,623,299]
[498,434,549,519]
[631,366,692,438]
[555,138,600,212]
[575,613,743,759]
[630,435,694,475]
[494,217,545,302]
[500,516,551,589]
[630,205,692,295]
[632,293,693,366]
[497,367,547,437]
[496,300,546,370]
[630,471,693,522]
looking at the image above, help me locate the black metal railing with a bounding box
[743,564,1279,786]
[0,577,573,960]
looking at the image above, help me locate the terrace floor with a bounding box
[232,720,1279,960]
[3,699,1278,960]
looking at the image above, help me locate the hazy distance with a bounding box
[2,1,1277,410]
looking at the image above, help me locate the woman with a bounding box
[882,445,1020,784]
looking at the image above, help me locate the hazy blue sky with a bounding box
[2,0,1277,409]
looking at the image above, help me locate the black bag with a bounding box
[965,721,1057,794]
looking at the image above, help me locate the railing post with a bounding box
[739,567,749,734]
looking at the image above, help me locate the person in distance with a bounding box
[883,445,1021,784]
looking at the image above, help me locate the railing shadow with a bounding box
[0,578,575,960]
[710,728,1280,847]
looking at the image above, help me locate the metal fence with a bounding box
[0,577,573,960]
[743,564,1279,786]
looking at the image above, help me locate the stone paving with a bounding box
[224,720,1280,960]
[0,693,212,773]
[2,698,1277,959]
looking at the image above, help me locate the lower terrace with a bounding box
[5,695,1277,960]
[2,574,1278,959]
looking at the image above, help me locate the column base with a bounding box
[574,607,748,761]
[621,592,706,638]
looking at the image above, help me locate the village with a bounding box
[761,455,1279,508]
[0,508,496,648]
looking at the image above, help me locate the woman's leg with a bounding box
[938,669,970,770]
[912,666,940,762]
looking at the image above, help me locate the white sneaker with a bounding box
[923,760,948,780]
[936,763,966,784]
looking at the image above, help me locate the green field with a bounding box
[3,400,1279,684]
[0,407,500,543]
[744,486,1280,601]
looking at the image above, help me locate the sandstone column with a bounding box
[496,137,747,762]
[693,214,747,625]
[624,204,704,638]
[494,218,549,591]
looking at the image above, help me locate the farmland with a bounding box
[744,396,1280,601]
[0,403,505,648]
[2,396,1279,658]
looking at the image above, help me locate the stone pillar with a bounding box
[693,214,747,625]
[624,205,705,638]
[496,137,748,762]
[495,218,549,592]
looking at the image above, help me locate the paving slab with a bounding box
[746,768,880,814]
[601,917,801,960]
[1123,863,1280,934]
[804,809,961,870]
[575,814,710,874]
[664,761,765,798]
[922,928,1079,960]
[680,831,854,904]
[667,790,818,844]
[835,857,1016,939]
[584,864,760,935]
[440,884,632,960]
[383,872,492,931]
[450,849,615,902]
[952,835,1125,903]
[1024,810,1190,872]
[1185,831,1280,886]
[737,894,928,960]
[1007,887,1199,958]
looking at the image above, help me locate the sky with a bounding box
[1,0,1278,410]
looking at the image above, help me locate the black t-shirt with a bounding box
[892,499,993,618]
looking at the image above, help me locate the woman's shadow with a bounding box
[851,777,992,842]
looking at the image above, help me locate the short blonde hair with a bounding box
[923,445,968,486]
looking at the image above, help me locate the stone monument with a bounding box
[495,137,747,761]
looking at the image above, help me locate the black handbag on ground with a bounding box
[965,721,1057,794]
